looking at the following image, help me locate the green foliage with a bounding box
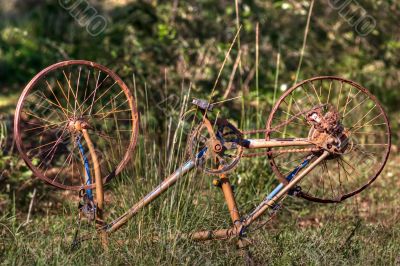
[1,1,400,116]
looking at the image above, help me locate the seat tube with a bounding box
[219,172,240,224]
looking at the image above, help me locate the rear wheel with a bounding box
[266,76,391,203]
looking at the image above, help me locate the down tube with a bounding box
[243,151,330,226]
[106,160,195,233]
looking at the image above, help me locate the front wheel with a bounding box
[14,60,139,190]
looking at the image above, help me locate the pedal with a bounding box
[81,202,96,221]
[78,193,96,222]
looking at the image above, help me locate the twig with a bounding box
[223,50,242,99]
[294,0,315,84]
[23,188,37,226]
[340,218,362,249]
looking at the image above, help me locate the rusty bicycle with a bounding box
[14,60,391,247]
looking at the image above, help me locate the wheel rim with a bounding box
[14,60,139,190]
[266,76,391,203]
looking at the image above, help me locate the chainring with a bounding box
[188,119,243,175]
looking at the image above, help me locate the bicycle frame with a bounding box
[84,127,329,245]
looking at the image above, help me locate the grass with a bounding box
[1,4,399,264]
[0,80,399,264]
[0,112,398,265]
[2,176,400,265]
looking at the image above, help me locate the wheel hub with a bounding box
[68,118,89,132]
[213,141,223,153]
[307,105,351,156]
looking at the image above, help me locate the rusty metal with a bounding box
[245,139,313,149]
[188,169,243,242]
[306,104,343,135]
[78,192,96,221]
[266,76,391,203]
[191,151,330,241]
[243,151,329,225]
[243,147,321,158]
[14,60,139,191]
[113,73,389,242]
[219,172,241,223]
[188,118,244,174]
[190,227,241,241]
[82,129,108,247]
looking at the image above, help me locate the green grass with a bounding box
[2,185,400,265]
[1,108,398,265]
[0,88,399,265]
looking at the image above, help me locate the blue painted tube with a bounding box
[196,147,208,158]
[265,158,311,200]
[77,137,94,200]
[266,183,284,200]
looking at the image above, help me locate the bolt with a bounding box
[214,143,222,152]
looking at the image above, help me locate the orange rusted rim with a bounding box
[14,60,139,190]
[266,76,391,203]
